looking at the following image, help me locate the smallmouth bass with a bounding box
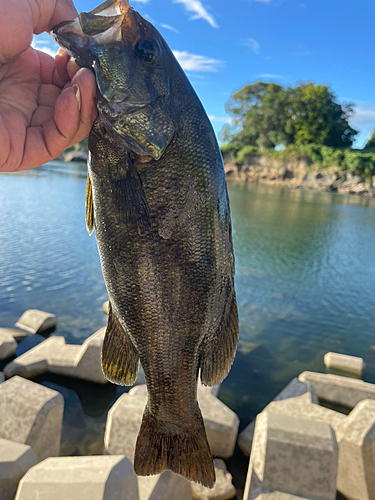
[52,0,238,487]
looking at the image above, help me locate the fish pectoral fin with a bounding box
[200,292,239,387]
[102,302,139,385]
[85,174,95,235]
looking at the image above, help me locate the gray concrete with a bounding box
[191,459,236,500]
[138,472,192,500]
[243,412,338,500]
[15,456,139,500]
[4,328,108,384]
[0,373,4,384]
[0,438,38,500]
[15,310,57,334]
[299,371,375,408]
[238,378,318,456]
[0,376,64,461]
[0,327,30,342]
[324,352,365,377]
[0,330,17,361]
[336,399,375,500]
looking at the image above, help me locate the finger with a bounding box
[67,58,82,81]
[33,0,78,35]
[38,84,61,107]
[17,85,80,170]
[31,106,54,127]
[49,0,78,30]
[54,48,71,85]
[68,67,98,146]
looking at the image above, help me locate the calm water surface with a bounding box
[1,163,375,471]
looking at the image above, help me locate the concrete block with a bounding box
[243,412,338,500]
[4,328,107,384]
[0,330,17,361]
[239,378,318,456]
[104,384,239,461]
[103,301,110,315]
[253,494,312,500]
[15,310,57,334]
[0,438,38,500]
[324,352,365,377]
[138,471,192,500]
[0,376,64,461]
[191,459,236,500]
[0,373,4,384]
[0,327,30,342]
[299,371,375,409]
[15,455,139,500]
[336,399,375,500]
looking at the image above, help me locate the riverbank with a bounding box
[224,154,375,196]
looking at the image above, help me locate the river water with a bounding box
[1,162,375,465]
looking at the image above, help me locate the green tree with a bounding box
[287,83,358,148]
[223,82,290,152]
[364,128,375,149]
[223,81,358,150]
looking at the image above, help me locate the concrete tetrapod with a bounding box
[138,471,192,500]
[0,438,38,500]
[238,378,318,456]
[4,328,108,384]
[191,459,236,500]
[15,310,57,335]
[243,412,338,500]
[299,371,375,409]
[0,330,17,361]
[104,384,239,461]
[15,456,139,500]
[324,352,365,377]
[0,327,31,342]
[0,376,64,461]
[336,399,375,500]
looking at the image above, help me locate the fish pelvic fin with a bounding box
[200,292,239,387]
[134,405,215,488]
[102,302,139,385]
[85,174,95,235]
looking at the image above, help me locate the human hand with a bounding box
[0,0,97,172]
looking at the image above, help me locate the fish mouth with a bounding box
[51,0,131,63]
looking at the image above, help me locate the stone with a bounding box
[238,378,320,456]
[15,455,139,500]
[104,384,239,461]
[15,310,57,334]
[243,412,338,500]
[0,438,38,500]
[0,327,30,342]
[324,352,365,377]
[0,376,64,461]
[299,371,375,409]
[0,330,17,361]
[336,399,375,500]
[191,459,236,500]
[138,472,192,500]
[4,328,108,384]
[103,301,110,315]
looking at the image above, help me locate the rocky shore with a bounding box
[224,154,375,197]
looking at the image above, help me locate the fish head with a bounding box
[52,0,177,160]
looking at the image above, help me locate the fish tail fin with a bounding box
[134,406,215,488]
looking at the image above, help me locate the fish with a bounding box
[52,0,238,488]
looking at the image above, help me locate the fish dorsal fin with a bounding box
[102,302,139,385]
[85,174,95,235]
[200,292,239,387]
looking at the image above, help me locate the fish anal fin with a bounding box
[200,293,239,387]
[134,405,215,488]
[102,303,139,386]
[85,174,95,235]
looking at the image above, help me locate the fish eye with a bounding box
[134,39,159,64]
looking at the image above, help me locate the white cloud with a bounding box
[258,73,284,79]
[209,116,233,124]
[244,38,260,55]
[132,0,151,3]
[350,104,375,127]
[173,50,222,72]
[31,37,57,58]
[254,0,271,3]
[172,0,218,28]
[160,23,180,34]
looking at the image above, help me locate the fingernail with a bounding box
[73,84,81,111]
[57,47,66,57]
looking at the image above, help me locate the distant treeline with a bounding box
[221,81,375,181]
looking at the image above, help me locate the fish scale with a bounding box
[52,0,238,488]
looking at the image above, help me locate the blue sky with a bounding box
[34,0,375,148]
